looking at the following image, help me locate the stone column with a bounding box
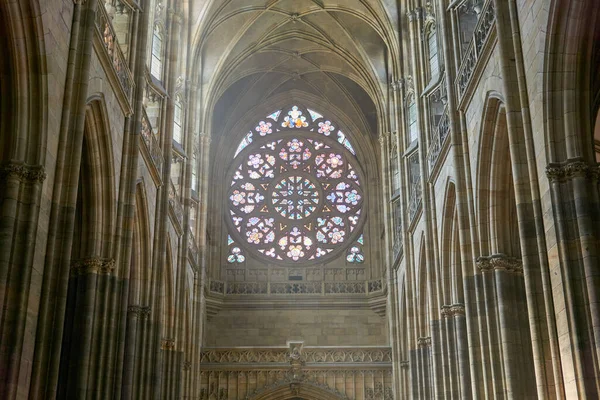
[0,164,46,400]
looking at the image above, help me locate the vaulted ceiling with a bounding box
[192,0,400,141]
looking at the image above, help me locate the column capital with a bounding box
[417,336,431,347]
[1,162,46,184]
[546,158,600,182]
[476,254,522,273]
[70,257,115,276]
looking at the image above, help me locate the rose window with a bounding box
[226,106,365,265]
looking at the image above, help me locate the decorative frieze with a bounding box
[476,254,523,274]
[209,280,225,294]
[325,282,365,294]
[226,282,268,295]
[368,279,383,293]
[272,282,321,294]
[200,382,227,400]
[0,162,46,184]
[546,159,600,182]
[200,347,392,365]
[366,382,393,400]
[70,257,116,276]
[200,343,392,400]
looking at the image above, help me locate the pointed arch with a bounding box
[72,97,118,259]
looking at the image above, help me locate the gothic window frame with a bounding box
[223,105,367,267]
[150,24,164,79]
[426,28,440,80]
[173,95,184,144]
[407,95,419,145]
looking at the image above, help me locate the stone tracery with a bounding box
[226,105,366,265]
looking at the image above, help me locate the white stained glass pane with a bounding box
[191,153,198,191]
[173,102,183,143]
[391,148,400,196]
[428,32,439,78]
[408,101,418,143]
[151,28,163,78]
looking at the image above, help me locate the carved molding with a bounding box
[407,7,423,22]
[0,162,46,184]
[161,337,176,350]
[441,303,465,317]
[128,305,151,318]
[399,360,409,369]
[70,257,116,276]
[200,347,392,365]
[417,336,431,348]
[476,254,523,274]
[546,159,600,182]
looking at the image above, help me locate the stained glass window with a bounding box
[347,234,365,263]
[226,105,365,265]
[408,97,418,143]
[150,25,163,79]
[428,31,439,78]
[173,97,183,143]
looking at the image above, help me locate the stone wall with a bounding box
[205,309,388,347]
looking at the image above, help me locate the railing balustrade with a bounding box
[140,107,164,176]
[455,0,496,100]
[95,0,135,102]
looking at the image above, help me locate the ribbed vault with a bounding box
[192,0,400,141]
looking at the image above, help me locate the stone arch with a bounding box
[476,93,519,257]
[415,237,429,337]
[71,98,117,260]
[439,180,457,305]
[0,0,47,165]
[544,0,600,162]
[248,381,348,400]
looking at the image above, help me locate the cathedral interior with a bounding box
[1,0,600,399]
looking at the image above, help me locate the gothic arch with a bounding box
[247,381,348,400]
[76,97,117,259]
[439,180,457,305]
[544,0,600,162]
[0,0,47,165]
[476,93,520,257]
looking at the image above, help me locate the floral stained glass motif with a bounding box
[282,106,309,128]
[227,105,365,264]
[227,235,246,263]
[346,234,365,263]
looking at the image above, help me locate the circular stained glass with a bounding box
[226,107,365,265]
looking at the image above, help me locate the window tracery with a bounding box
[226,106,366,265]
